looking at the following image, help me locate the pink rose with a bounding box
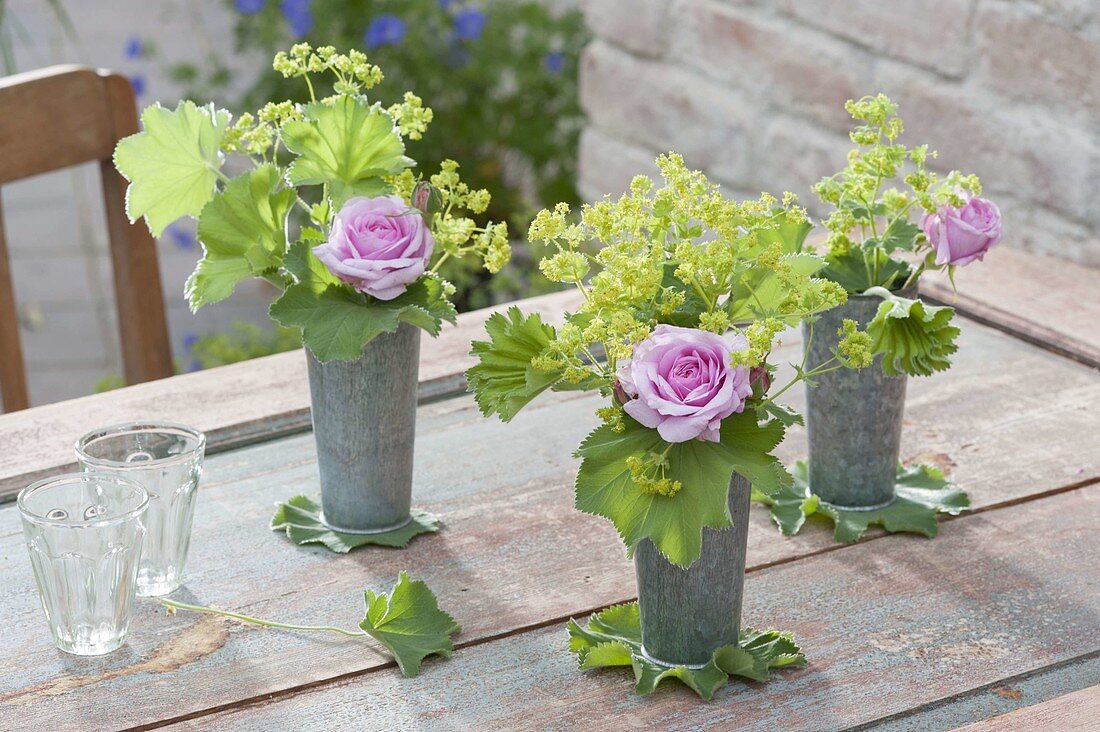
[312,195,435,301]
[921,196,1002,267]
[616,324,753,443]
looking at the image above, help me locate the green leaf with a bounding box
[283,238,342,291]
[270,495,440,553]
[866,292,961,376]
[282,97,413,208]
[113,100,230,236]
[726,253,827,324]
[186,165,296,310]
[270,276,455,362]
[880,218,921,254]
[466,307,563,421]
[359,571,461,677]
[755,217,813,254]
[753,461,970,541]
[567,602,805,700]
[821,242,912,293]
[574,411,788,567]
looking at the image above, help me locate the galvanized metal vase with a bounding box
[633,471,751,667]
[803,288,914,508]
[306,322,420,533]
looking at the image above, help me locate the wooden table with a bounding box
[0,248,1097,731]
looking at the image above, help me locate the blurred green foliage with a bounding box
[155,0,589,310]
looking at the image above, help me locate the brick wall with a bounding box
[578,0,1100,267]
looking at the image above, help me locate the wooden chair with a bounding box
[0,65,173,412]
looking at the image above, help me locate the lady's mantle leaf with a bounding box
[568,602,805,700]
[726,253,826,324]
[270,275,456,362]
[282,97,413,208]
[466,307,561,421]
[822,242,912,293]
[270,495,440,553]
[574,411,788,568]
[187,165,296,310]
[866,293,960,376]
[753,461,969,542]
[359,571,461,677]
[114,100,230,236]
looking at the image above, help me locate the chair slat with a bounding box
[0,199,29,411]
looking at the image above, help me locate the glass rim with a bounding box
[74,420,207,470]
[18,472,149,528]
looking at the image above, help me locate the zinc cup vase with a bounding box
[633,472,751,667]
[306,322,420,533]
[803,287,915,509]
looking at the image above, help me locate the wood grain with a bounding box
[0,288,584,500]
[0,320,1095,730]
[952,685,1100,732]
[0,65,173,413]
[166,485,1100,732]
[919,247,1100,368]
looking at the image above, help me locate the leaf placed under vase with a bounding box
[271,495,440,553]
[752,461,969,542]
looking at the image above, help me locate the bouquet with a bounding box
[114,44,510,362]
[813,94,1002,376]
[467,153,873,567]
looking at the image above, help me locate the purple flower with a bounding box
[543,51,565,73]
[281,0,313,38]
[439,0,454,8]
[235,0,266,14]
[165,222,196,251]
[453,9,487,41]
[617,325,752,443]
[364,14,406,49]
[313,196,435,301]
[130,74,146,97]
[123,36,143,60]
[920,196,1002,267]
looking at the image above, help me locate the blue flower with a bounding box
[281,0,313,38]
[543,51,565,73]
[235,0,266,14]
[123,35,143,60]
[439,0,454,8]
[364,15,406,49]
[164,222,196,251]
[130,74,146,97]
[453,8,487,41]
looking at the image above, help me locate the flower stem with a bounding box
[160,598,365,637]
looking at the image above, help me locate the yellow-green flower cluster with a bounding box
[273,44,384,95]
[526,152,844,400]
[836,319,874,368]
[626,453,682,497]
[390,161,511,278]
[387,92,434,141]
[814,93,985,259]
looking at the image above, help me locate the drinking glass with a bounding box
[75,422,205,597]
[18,473,149,655]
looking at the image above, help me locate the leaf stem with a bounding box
[160,598,365,637]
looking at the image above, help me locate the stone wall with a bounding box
[578,0,1100,266]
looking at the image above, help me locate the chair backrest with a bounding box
[0,65,173,412]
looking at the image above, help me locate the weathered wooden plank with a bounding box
[919,247,1100,368]
[952,684,1100,732]
[165,485,1100,732]
[0,320,1095,730]
[0,289,584,500]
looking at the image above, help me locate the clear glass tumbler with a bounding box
[18,473,149,655]
[75,422,205,597]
